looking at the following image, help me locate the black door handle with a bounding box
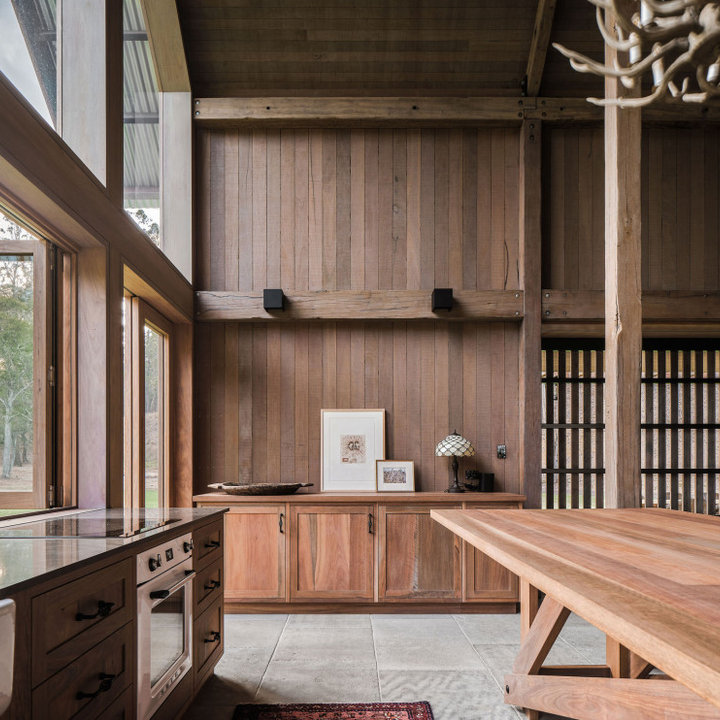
[368,513,374,534]
[205,540,221,549]
[204,630,221,644]
[279,513,285,534]
[204,579,221,591]
[75,600,115,621]
[149,589,170,600]
[76,672,116,700]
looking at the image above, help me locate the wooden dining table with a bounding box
[430,507,720,720]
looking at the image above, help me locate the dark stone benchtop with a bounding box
[0,507,227,597]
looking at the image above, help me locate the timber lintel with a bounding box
[195,289,524,322]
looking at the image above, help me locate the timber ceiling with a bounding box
[176,0,604,98]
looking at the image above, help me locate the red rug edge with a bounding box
[232,701,434,720]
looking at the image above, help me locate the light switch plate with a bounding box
[497,444,507,459]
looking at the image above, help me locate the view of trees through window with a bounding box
[0,220,34,495]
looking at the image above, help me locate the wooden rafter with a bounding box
[524,0,558,97]
[193,96,720,126]
[139,0,190,92]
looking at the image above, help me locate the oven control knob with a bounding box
[148,554,162,572]
[183,540,193,553]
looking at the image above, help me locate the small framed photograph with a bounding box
[321,409,385,492]
[376,460,415,492]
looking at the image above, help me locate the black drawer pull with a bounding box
[204,579,221,591]
[75,600,114,621]
[204,540,221,549]
[204,630,221,644]
[368,513,374,534]
[279,512,285,534]
[76,672,116,701]
[150,589,170,600]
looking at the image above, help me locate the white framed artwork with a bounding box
[321,409,385,492]
[376,460,415,492]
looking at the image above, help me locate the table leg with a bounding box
[606,636,630,678]
[519,579,541,719]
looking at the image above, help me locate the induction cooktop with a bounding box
[0,509,180,539]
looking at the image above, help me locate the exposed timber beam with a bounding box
[541,290,720,323]
[195,290,524,322]
[604,28,642,510]
[524,0,558,96]
[193,97,720,127]
[139,0,190,92]
[519,121,543,509]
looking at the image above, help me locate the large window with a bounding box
[541,341,720,515]
[0,207,74,515]
[0,0,56,127]
[123,0,160,244]
[124,297,171,509]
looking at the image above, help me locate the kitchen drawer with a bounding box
[97,685,134,720]
[32,558,134,686]
[194,597,223,679]
[194,557,223,617]
[31,621,134,720]
[193,520,223,570]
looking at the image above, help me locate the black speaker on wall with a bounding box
[431,288,454,312]
[263,288,285,311]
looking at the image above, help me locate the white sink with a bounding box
[0,599,15,714]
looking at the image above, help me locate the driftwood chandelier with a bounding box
[553,0,720,107]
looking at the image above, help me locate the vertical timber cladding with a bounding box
[194,128,523,495]
[541,126,720,292]
[541,341,720,515]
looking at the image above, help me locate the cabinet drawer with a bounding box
[100,685,134,720]
[194,558,223,617]
[193,521,223,570]
[32,621,134,720]
[32,558,134,686]
[194,598,223,678]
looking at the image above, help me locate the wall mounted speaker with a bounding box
[263,288,285,310]
[431,288,453,312]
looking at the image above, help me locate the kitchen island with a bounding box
[0,507,228,720]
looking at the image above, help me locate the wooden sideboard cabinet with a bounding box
[195,491,525,612]
[290,505,375,601]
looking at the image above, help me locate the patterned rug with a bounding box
[232,701,434,719]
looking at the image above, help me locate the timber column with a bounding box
[603,35,642,509]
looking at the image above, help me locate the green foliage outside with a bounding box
[0,216,34,481]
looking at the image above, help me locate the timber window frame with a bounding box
[0,212,76,513]
[124,295,172,509]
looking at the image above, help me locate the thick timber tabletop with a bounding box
[430,507,720,720]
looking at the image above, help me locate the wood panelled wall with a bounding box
[194,127,523,495]
[542,126,720,291]
[196,128,520,292]
[194,321,520,494]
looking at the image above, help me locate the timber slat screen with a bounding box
[541,341,720,514]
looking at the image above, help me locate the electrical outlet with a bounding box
[497,444,507,459]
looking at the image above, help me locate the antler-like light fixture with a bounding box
[553,0,720,107]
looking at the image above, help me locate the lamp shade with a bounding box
[435,431,475,458]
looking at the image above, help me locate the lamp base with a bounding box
[446,456,465,493]
[446,484,465,493]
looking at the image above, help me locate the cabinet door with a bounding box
[290,505,374,600]
[463,503,519,602]
[224,506,286,602]
[379,505,461,600]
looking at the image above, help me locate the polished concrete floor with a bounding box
[183,612,606,720]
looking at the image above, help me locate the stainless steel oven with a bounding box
[137,532,195,720]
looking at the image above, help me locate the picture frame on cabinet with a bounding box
[321,409,385,492]
[376,460,415,492]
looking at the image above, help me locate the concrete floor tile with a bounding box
[222,614,288,651]
[271,626,376,668]
[453,613,522,645]
[286,613,371,628]
[256,665,380,704]
[373,617,482,671]
[379,670,521,720]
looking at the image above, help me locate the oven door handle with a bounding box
[149,570,196,600]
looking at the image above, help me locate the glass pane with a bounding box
[150,588,185,685]
[144,324,161,508]
[123,0,160,245]
[0,248,33,495]
[0,0,57,127]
